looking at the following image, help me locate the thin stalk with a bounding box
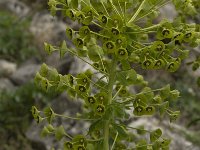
[111,132,118,150]
[103,56,117,150]
[128,0,147,23]
[91,31,110,39]
[113,85,123,99]
[64,133,73,139]
[101,2,110,16]
[135,0,171,22]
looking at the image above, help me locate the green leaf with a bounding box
[46,124,55,132]
[89,119,105,134]
[88,44,103,62]
[68,0,78,8]
[111,123,128,140]
[60,40,68,58]
[150,128,162,142]
[120,60,131,70]
[159,101,169,116]
[141,87,154,100]
[39,63,49,77]
[57,75,70,92]
[41,126,50,137]
[113,105,125,119]
[55,125,66,141]
[160,84,170,99]
[116,69,137,86]
[93,140,104,150]
[152,95,162,104]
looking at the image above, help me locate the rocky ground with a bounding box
[0,0,200,150]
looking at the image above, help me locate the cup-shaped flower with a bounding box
[145,106,155,115]
[115,48,128,60]
[103,41,116,53]
[64,141,73,150]
[133,106,145,116]
[95,104,105,115]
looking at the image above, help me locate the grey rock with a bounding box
[0,78,16,91]
[0,0,30,17]
[159,4,177,21]
[46,53,74,75]
[129,118,200,150]
[0,59,17,77]
[30,12,66,51]
[10,64,40,85]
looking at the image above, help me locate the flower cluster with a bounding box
[32,0,199,149]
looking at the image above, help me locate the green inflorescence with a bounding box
[32,0,200,149]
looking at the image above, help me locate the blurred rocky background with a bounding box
[0,0,199,150]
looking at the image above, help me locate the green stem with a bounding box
[128,0,147,23]
[103,56,117,150]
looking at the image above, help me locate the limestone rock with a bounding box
[129,118,200,150]
[0,59,17,77]
[0,78,16,91]
[10,64,40,85]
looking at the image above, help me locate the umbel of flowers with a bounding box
[32,0,200,150]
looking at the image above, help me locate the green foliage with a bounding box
[0,10,37,62]
[32,0,199,149]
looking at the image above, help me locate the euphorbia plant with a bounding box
[32,0,200,149]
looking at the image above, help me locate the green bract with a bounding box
[44,107,55,124]
[103,41,116,53]
[32,0,200,149]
